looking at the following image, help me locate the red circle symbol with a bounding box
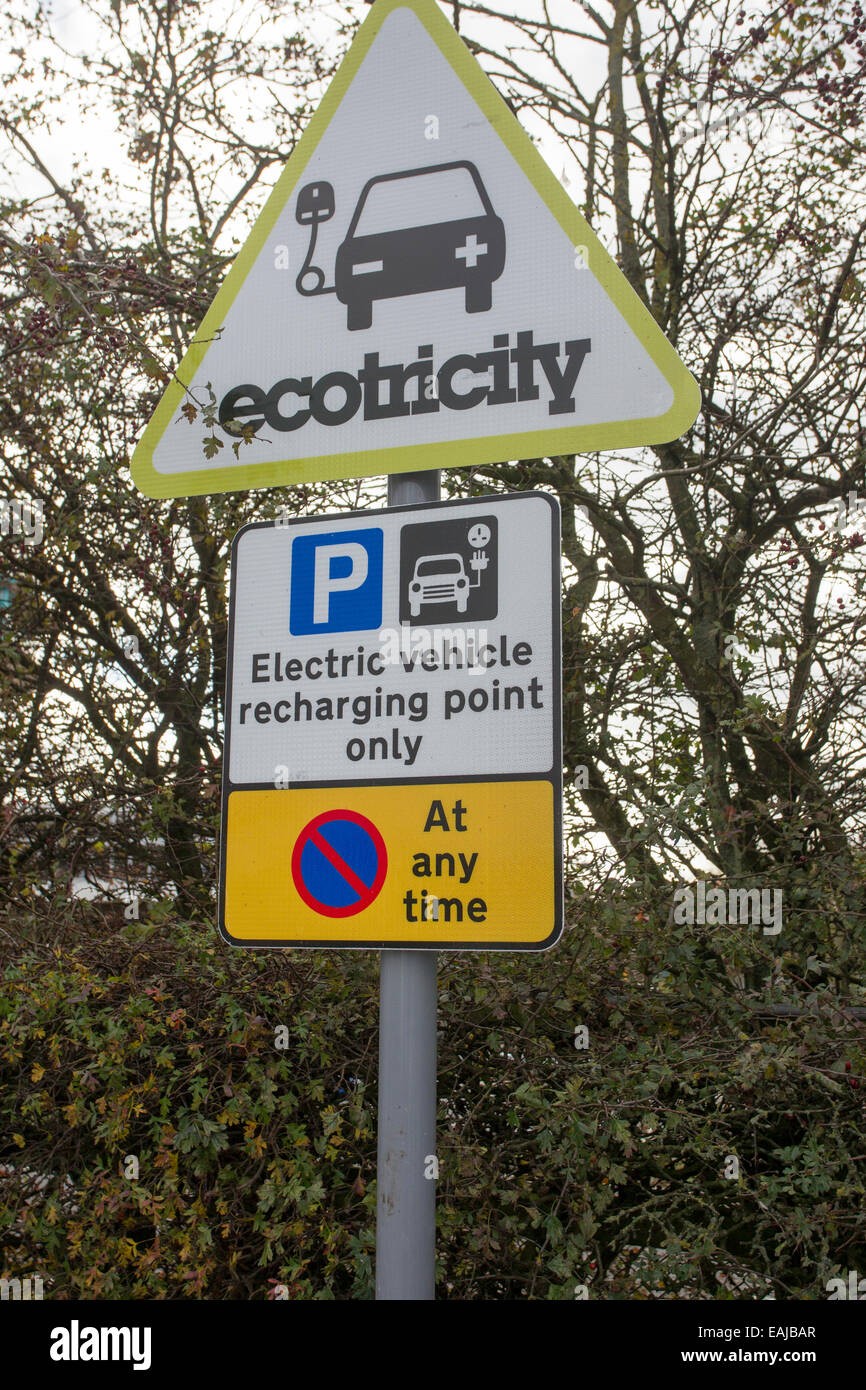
[291,809,387,918]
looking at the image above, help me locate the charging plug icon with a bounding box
[295,181,336,296]
[296,181,335,225]
[467,522,491,589]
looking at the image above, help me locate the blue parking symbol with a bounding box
[289,527,383,635]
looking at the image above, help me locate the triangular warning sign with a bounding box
[132,0,701,499]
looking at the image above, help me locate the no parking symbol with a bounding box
[292,810,387,917]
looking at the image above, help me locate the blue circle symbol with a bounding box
[292,810,387,917]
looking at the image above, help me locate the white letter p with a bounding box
[312,542,368,624]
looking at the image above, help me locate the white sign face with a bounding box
[219,492,562,951]
[226,493,558,787]
[132,0,700,498]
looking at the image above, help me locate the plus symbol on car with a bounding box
[455,234,488,269]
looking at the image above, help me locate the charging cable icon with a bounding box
[295,180,337,297]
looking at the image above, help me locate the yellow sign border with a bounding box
[131,0,701,498]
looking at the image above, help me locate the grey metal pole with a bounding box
[376,468,440,1301]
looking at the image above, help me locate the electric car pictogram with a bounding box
[408,554,471,617]
[295,161,506,331]
[400,515,498,625]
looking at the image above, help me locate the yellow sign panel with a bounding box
[220,779,558,949]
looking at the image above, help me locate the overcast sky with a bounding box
[2,0,614,239]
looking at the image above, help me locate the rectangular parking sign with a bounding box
[219,492,562,950]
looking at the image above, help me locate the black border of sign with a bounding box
[217,490,563,951]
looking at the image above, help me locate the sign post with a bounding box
[376,468,439,1301]
[376,945,437,1299]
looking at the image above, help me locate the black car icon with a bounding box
[334,161,506,331]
